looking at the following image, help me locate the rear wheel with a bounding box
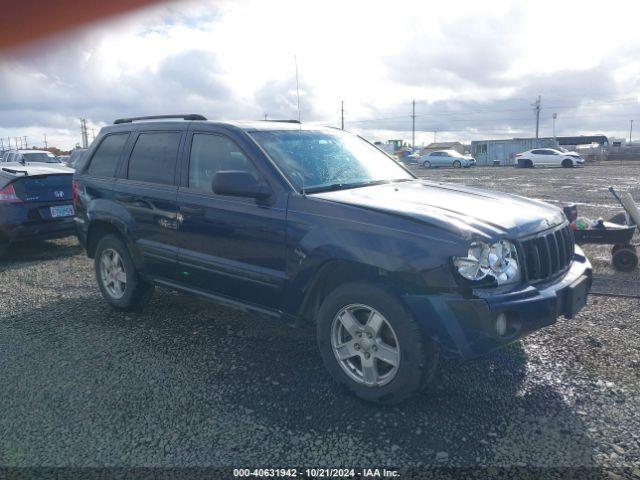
[423,160,431,169]
[316,282,438,404]
[612,247,638,272]
[95,234,154,311]
[562,159,574,168]
[452,160,462,168]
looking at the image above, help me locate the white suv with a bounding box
[516,148,585,168]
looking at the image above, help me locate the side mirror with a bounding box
[212,170,272,200]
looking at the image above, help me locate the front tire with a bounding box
[452,160,462,168]
[562,159,574,168]
[316,282,438,404]
[94,234,154,311]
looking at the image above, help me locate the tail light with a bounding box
[72,180,80,209]
[0,183,21,203]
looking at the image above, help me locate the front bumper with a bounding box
[404,246,592,358]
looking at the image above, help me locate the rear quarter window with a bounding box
[127,131,181,185]
[87,134,130,177]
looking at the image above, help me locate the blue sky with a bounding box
[0,0,639,149]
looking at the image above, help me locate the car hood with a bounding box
[310,180,566,240]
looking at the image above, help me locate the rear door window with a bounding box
[188,133,259,192]
[127,132,181,185]
[87,133,129,177]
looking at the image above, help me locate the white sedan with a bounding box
[420,150,475,168]
[515,148,585,168]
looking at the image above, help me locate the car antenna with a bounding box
[294,55,301,128]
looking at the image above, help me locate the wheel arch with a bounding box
[297,259,429,323]
[86,219,144,271]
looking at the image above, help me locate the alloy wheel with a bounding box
[330,304,401,387]
[100,248,127,299]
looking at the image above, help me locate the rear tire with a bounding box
[316,282,438,404]
[612,247,638,272]
[94,234,154,311]
[423,160,431,169]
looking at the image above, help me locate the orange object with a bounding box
[0,0,167,50]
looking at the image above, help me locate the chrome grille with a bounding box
[519,224,575,281]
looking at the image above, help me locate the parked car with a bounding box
[1,149,62,164]
[0,162,75,255]
[515,148,585,168]
[73,114,592,404]
[420,149,475,168]
[67,148,87,168]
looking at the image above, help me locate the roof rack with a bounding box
[113,114,207,125]
[263,119,301,124]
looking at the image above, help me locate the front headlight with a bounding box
[453,240,521,286]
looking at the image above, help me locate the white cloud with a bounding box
[0,0,639,149]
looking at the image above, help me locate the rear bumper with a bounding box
[1,202,76,245]
[404,246,592,358]
[1,217,75,244]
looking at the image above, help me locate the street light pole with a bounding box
[553,113,557,142]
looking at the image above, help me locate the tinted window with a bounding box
[128,132,181,185]
[531,150,544,155]
[188,134,259,192]
[88,134,129,177]
[22,152,60,163]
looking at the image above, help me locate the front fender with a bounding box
[283,195,466,316]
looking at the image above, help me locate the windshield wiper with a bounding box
[305,179,391,194]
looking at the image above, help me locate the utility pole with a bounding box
[433,131,437,143]
[23,136,27,149]
[91,128,96,141]
[532,95,541,139]
[264,114,267,121]
[411,100,416,150]
[80,118,88,148]
[44,134,48,149]
[340,100,344,130]
[630,120,634,144]
[553,113,557,141]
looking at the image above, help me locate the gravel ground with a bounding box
[1,162,639,474]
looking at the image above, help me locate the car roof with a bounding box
[16,149,55,154]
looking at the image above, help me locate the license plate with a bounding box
[50,205,75,218]
[565,275,589,318]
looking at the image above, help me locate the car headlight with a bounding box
[453,240,521,286]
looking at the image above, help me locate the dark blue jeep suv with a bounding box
[74,114,592,404]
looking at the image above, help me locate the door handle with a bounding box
[180,205,205,216]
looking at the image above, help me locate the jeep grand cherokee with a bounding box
[73,114,592,404]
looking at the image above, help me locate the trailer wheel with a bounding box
[612,247,638,272]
